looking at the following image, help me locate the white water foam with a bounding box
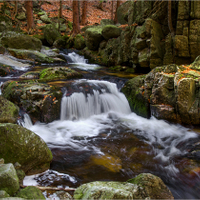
[61,80,131,120]
[61,52,100,70]
[23,169,77,187]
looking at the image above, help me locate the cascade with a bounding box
[21,52,200,199]
[60,79,131,120]
[60,52,99,70]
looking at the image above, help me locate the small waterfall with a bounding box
[66,52,88,64]
[60,52,99,70]
[60,80,131,120]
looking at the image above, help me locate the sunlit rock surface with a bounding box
[122,59,200,124]
[74,173,174,199]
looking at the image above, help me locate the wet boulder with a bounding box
[8,48,55,63]
[1,31,42,51]
[0,123,53,175]
[0,163,19,196]
[0,95,19,124]
[85,26,104,50]
[39,66,82,82]
[121,74,149,118]
[15,186,45,199]
[74,173,173,199]
[102,25,122,40]
[1,80,63,123]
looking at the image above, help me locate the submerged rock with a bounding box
[74,173,173,199]
[0,123,53,174]
[0,163,19,196]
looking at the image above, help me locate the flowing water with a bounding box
[10,52,200,199]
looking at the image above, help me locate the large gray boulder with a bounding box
[0,123,53,174]
[0,163,19,196]
[74,173,173,199]
[1,32,42,51]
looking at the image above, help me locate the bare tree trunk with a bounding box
[59,0,62,18]
[72,0,80,35]
[114,0,121,23]
[25,0,35,31]
[111,0,114,21]
[168,0,174,36]
[81,1,88,25]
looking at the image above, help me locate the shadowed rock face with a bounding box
[122,60,200,125]
[0,123,53,175]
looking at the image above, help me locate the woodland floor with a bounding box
[41,0,123,26]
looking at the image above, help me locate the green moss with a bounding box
[121,75,149,118]
[15,186,45,199]
[2,80,17,99]
[39,67,82,81]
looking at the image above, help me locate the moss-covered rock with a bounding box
[85,26,104,50]
[15,186,45,199]
[121,75,150,118]
[74,34,85,50]
[1,32,42,51]
[127,173,174,199]
[1,80,63,123]
[117,1,133,24]
[102,25,122,40]
[0,123,53,174]
[0,95,19,123]
[0,190,10,198]
[43,24,61,46]
[74,173,173,199]
[0,163,19,196]
[40,15,51,24]
[122,60,200,124]
[8,48,55,63]
[39,66,82,82]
